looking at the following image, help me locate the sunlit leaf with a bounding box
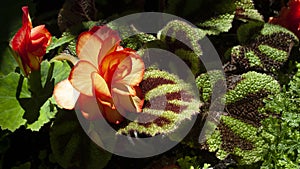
[197,13,235,35]
[27,97,57,131]
[46,32,76,53]
[0,42,18,77]
[0,72,26,131]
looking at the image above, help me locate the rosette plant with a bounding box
[54,26,145,124]
[10,6,52,76]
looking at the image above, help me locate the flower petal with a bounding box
[29,25,52,56]
[102,105,124,124]
[91,72,112,107]
[53,79,79,109]
[21,6,32,29]
[99,50,129,83]
[112,49,145,86]
[69,60,98,96]
[93,26,121,64]
[112,83,144,113]
[76,94,104,120]
[76,31,102,66]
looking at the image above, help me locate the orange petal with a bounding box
[76,94,104,120]
[76,31,102,67]
[69,60,98,96]
[30,25,52,52]
[27,53,41,70]
[102,105,124,124]
[111,83,143,113]
[93,26,121,63]
[112,49,145,86]
[53,79,79,109]
[99,50,129,82]
[91,72,113,106]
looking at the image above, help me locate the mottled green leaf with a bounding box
[197,13,235,35]
[0,72,26,131]
[118,69,201,136]
[196,70,224,102]
[235,0,263,21]
[58,0,97,31]
[202,71,280,165]
[158,20,205,74]
[230,23,298,73]
[225,71,280,104]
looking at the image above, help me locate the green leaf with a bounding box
[58,0,97,31]
[40,60,71,88]
[237,21,264,44]
[158,20,205,74]
[46,32,76,53]
[50,109,111,169]
[27,97,57,131]
[11,162,31,169]
[195,70,224,102]
[118,69,201,136]
[0,72,26,131]
[197,13,235,35]
[20,60,71,128]
[177,156,201,169]
[225,71,280,104]
[51,60,72,85]
[230,23,299,73]
[0,42,18,77]
[201,71,281,165]
[235,0,264,21]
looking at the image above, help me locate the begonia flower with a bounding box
[54,26,145,124]
[269,0,300,38]
[10,6,52,76]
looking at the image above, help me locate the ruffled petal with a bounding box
[102,105,124,124]
[76,31,102,67]
[111,83,144,113]
[91,72,113,107]
[77,94,104,120]
[53,79,80,109]
[112,49,145,86]
[69,60,98,96]
[99,50,129,83]
[92,26,121,64]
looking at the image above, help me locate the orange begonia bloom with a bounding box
[269,0,300,38]
[10,6,52,76]
[54,26,145,124]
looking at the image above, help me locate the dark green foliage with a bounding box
[259,64,300,168]
[50,109,112,169]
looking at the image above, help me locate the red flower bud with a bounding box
[10,6,52,76]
